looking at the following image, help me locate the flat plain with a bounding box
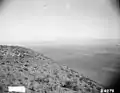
[28,39,120,87]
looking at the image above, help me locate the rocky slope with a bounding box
[0,45,104,93]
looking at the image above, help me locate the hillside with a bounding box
[0,45,104,93]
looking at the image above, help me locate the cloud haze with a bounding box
[0,0,119,44]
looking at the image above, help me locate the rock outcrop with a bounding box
[0,45,104,93]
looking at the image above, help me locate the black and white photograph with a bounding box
[0,0,120,93]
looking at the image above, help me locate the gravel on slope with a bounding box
[0,45,104,93]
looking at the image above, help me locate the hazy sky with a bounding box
[0,0,119,44]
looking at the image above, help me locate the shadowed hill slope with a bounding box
[0,45,104,93]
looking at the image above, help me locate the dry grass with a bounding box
[0,45,104,93]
